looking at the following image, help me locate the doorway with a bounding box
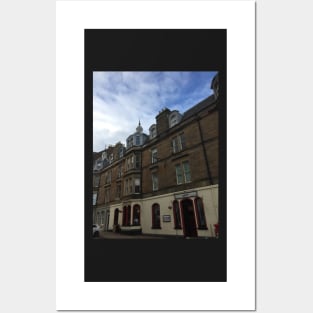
[113,208,119,226]
[181,199,198,237]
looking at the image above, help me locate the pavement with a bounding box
[97,230,167,239]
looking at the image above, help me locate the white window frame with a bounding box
[170,114,177,127]
[175,161,191,184]
[108,153,114,164]
[119,147,124,158]
[152,173,158,191]
[182,161,191,183]
[134,178,140,193]
[151,148,158,164]
[175,164,183,184]
[93,193,97,206]
[172,134,185,153]
[150,126,156,138]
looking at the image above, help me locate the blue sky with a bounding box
[93,71,217,152]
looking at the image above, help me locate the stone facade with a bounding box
[93,73,220,238]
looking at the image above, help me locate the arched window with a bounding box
[113,208,119,226]
[152,203,161,229]
[122,206,131,226]
[133,204,140,226]
[149,124,157,139]
[173,200,182,229]
[194,197,207,229]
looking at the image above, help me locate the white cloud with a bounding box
[93,71,215,152]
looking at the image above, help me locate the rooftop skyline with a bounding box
[93,71,217,152]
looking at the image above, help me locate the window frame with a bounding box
[175,161,191,185]
[182,161,191,183]
[135,153,140,169]
[135,135,140,145]
[152,203,161,229]
[109,153,114,164]
[152,173,158,191]
[122,205,131,226]
[105,170,112,184]
[92,193,97,206]
[132,204,141,226]
[116,184,121,199]
[151,127,156,138]
[134,178,140,193]
[194,197,208,229]
[175,164,183,185]
[119,147,124,158]
[172,133,186,153]
[151,148,158,164]
[173,200,182,229]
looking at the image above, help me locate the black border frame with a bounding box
[85,29,226,282]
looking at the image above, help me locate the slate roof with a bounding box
[182,94,216,121]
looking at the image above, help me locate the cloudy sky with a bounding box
[93,71,217,152]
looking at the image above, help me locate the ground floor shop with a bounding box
[93,206,110,231]
[93,185,218,238]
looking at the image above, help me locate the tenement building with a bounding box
[93,73,219,238]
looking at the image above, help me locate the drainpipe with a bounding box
[196,115,214,185]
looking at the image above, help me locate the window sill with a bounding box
[149,164,159,170]
[171,152,189,161]
[151,226,161,229]
[176,181,192,186]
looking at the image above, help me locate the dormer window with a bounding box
[126,123,148,149]
[170,115,177,126]
[127,137,133,149]
[94,158,103,170]
[119,147,124,158]
[149,124,157,139]
[109,153,114,164]
[169,111,182,128]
